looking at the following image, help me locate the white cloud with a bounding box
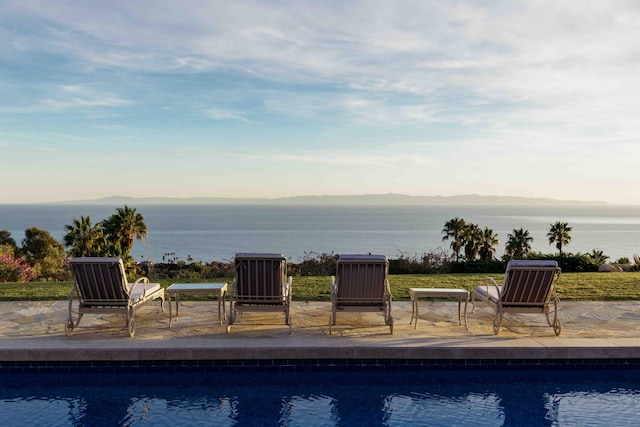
[204,108,251,123]
[2,1,640,204]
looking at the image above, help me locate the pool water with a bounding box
[1,368,640,426]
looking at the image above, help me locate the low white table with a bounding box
[167,283,227,327]
[409,287,469,329]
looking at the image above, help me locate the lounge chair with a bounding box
[471,260,561,335]
[330,254,393,334]
[65,257,165,337]
[227,253,292,334]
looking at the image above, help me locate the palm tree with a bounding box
[442,217,466,262]
[101,205,147,257]
[462,223,482,261]
[547,221,572,255]
[586,249,609,265]
[505,228,533,259]
[63,215,104,257]
[479,226,499,261]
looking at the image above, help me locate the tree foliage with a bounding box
[504,228,533,259]
[101,205,147,258]
[0,230,18,255]
[63,215,105,257]
[479,226,499,262]
[442,217,466,262]
[21,227,69,280]
[547,221,572,255]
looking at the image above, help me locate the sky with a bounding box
[2,0,640,205]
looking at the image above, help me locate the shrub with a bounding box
[389,249,452,274]
[0,254,34,282]
[447,259,507,274]
[296,251,338,276]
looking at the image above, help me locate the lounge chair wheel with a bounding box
[553,319,561,336]
[493,317,500,335]
[128,318,135,337]
[64,319,74,336]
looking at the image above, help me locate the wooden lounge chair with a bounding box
[471,260,561,335]
[65,257,165,337]
[330,254,393,334]
[227,253,292,334]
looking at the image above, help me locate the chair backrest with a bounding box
[234,253,287,303]
[335,254,388,303]
[501,260,560,305]
[69,257,130,305]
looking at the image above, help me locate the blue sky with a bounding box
[2,0,640,204]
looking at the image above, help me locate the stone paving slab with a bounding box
[1,300,640,361]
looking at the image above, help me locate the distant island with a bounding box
[53,193,606,206]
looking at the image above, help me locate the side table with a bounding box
[409,287,469,329]
[167,283,227,327]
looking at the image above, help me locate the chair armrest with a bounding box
[129,277,150,299]
[283,276,292,299]
[483,277,501,298]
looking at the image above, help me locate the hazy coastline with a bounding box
[43,193,608,206]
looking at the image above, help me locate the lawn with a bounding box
[1,272,638,301]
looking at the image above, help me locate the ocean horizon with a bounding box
[1,204,639,263]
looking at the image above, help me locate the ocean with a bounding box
[1,204,639,263]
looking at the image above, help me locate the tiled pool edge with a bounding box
[3,358,640,374]
[2,343,640,364]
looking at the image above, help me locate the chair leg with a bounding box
[551,298,561,336]
[493,307,502,335]
[64,298,83,337]
[127,307,136,337]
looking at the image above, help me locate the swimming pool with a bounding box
[2,367,640,426]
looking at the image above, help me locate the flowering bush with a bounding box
[0,254,34,282]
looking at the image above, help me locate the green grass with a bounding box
[1,272,639,301]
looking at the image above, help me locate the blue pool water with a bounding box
[2,368,640,426]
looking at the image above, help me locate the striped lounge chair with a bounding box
[471,260,562,335]
[227,253,292,334]
[330,254,393,334]
[66,257,165,337]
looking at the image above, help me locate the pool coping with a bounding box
[2,300,640,367]
[2,336,640,363]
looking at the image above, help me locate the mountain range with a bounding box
[56,193,606,206]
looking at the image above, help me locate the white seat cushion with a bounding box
[474,285,502,304]
[130,282,162,304]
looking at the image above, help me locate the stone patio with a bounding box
[1,299,640,362]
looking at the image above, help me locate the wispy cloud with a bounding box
[39,95,133,110]
[204,108,252,123]
[2,1,640,203]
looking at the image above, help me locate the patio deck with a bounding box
[1,300,640,362]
